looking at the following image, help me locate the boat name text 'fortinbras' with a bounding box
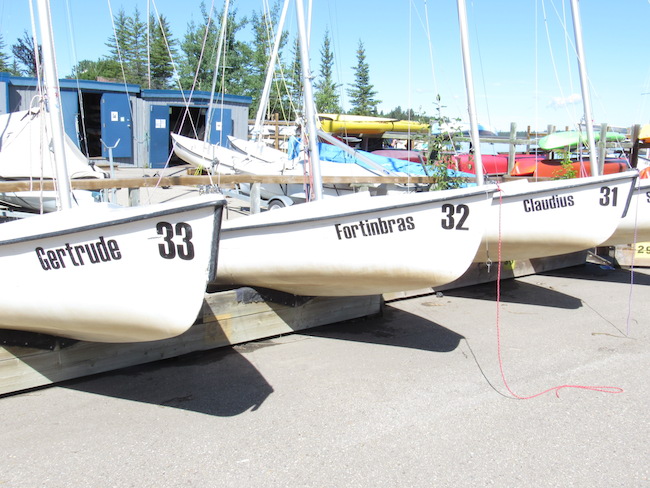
[36,236,121,271]
[523,194,574,213]
[335,216,415,240]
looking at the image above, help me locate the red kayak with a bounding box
[371,149,426,163]
[511,156,629,177]
[452,154,508,175]
[445,152,630,178]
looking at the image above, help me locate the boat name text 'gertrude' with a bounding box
[35,221,197,271]
[36,236,121,270]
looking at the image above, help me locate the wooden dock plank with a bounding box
[1,252,587,395]
[0,289,382,396]
[612,243,650,267]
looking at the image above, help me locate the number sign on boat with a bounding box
[34,221,200,271]
[156,222,196,260]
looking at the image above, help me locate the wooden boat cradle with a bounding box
[0,250,595,396]
[1,168,647,395]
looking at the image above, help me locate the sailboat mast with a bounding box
[295,0,323,200]
[36,0,72,210]
[205,0,230,144]
[456,0,485,186]
[251,0,290,143]
[570,0,599,176]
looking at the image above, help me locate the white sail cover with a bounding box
[0,109,105,180]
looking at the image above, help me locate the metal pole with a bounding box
[36,0,73,210]
[295,0,323,200]
[456,0,485,185]
[252,0,290,143]
[101,138,120,203]
[205,0,230,144]
[570,0,599,176]
[507,122,517,175]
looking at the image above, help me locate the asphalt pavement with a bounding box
[1,263,648,487]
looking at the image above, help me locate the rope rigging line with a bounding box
[62,0,91,159]
[28,0,54,213]
[624,178,642,337]
[492,183,624,399]
[540,0,580,130]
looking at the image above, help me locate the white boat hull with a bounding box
[0,109,106,180]
[0,190,99,213]
[600,178,650,246]
[474,172,637,262]
[0,194,225,342]
[214,186,496,296]
[227,135,291,163]
[171,133,289,175]
[172,133,420,203]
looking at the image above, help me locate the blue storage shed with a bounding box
[0,73,252,168]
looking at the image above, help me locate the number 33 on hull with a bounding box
[0,194,226,343]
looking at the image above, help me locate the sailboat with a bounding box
[171,0,427,205]
[210,0,502,296]
[600,177,650,246]
[454,0,637,263]
[214,186,496,296]
[171,130,403,204]
[0,107,107,213]
[474,173,636,262]
[0,0,227,343]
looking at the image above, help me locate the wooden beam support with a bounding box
[0,289,382,396]
[0,174,448,192]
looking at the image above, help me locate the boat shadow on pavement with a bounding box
[61,308,463,417]
[541,262,650,286]
[59,265,646,416]
[440,272,583,308]
[300,307,463,353]
[443,263,648,307]
[63,347,275,417]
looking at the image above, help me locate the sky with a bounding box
[0,0,649,133]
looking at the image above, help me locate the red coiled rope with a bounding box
[493,183,623,399]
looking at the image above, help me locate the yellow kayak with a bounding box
[319,113,429,135]
[639,124,650,143]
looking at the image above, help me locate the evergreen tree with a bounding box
[178,1,250,94]
[178,2,218,91]
[284,36,303,121]
[149,14,177,89]
[247,2,287,119]
[0,34,13,73]
[105,8,130,78]
[221,9,252,96]
[386,106,418,120]
[314,29,341,114]
[11,30,40,76]
[347,40,380,116]
[105,7,147,85]
[126,8,147,85]
[71,58,122,81]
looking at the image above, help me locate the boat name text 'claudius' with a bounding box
[335,216,415,240]
[523,194,574,213]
